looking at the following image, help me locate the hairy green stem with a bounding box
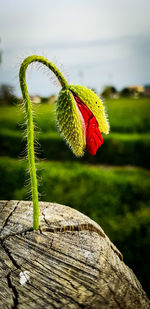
[19,55,68,230]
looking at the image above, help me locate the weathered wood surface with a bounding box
[0,200,149,309]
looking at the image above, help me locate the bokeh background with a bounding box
[0,0,150,297]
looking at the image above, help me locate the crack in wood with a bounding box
[0,202,20,308]
[0,228,33,241]
[0,201,149,309]
[0,201,20,235]
[1,239,20,269]
[102,276,123,309]
[41,211,123,261]
[6,271,19,309]
[42,210,106,238]
[110,244,123,261]
[108,262,146,298]
[41,222,106,238]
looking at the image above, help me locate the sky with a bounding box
[0,0,150,96]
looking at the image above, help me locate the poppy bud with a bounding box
[56,85,109,157]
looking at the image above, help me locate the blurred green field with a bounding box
[0,98,150,167]
[106,97,150,133]
[0,128,150,167]
[0,97,150,132]
[1,157,149,222]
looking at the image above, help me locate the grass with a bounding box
[0,97,150,168]
[106,97,150,133]
[0,128,149,167]
[0,97,150,133]
[0,156,149,222]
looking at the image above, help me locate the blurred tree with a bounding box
[121,86,144,98]
[0,84,20,105]
[120,87,133,97]
[101,85,118,99]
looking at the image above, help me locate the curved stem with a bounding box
[19,55,68,230]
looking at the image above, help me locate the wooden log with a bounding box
[0,200,149,309]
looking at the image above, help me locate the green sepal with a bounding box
[56,88,85,157]
[69,85,109,134]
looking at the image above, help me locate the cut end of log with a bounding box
[0,200,149,309]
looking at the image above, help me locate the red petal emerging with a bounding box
[73,94,103,155]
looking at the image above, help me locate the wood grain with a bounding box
[0,200,149,309]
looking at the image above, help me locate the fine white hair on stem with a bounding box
[23,160,43,201]
[18,53,70,210]
[16,51,69,93]
[18,96,43,202]
[51,56,70,86]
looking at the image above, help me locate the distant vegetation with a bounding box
[0,84,20,106]
[0,98,150,167]
[0,97,149,133]
[0,83,150,106]
[101,84,149,99]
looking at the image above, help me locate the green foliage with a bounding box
[120,87,133,97]
[1,157,149,220]
[106,98,150,133]
[0,98,150,168]
[0,157,27,200]
[101,85,117,99]
[0,156,149,223]
[0,129,149,168]
[0,103,56,131]
[0,84,20,106]
[0,98,150,133]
